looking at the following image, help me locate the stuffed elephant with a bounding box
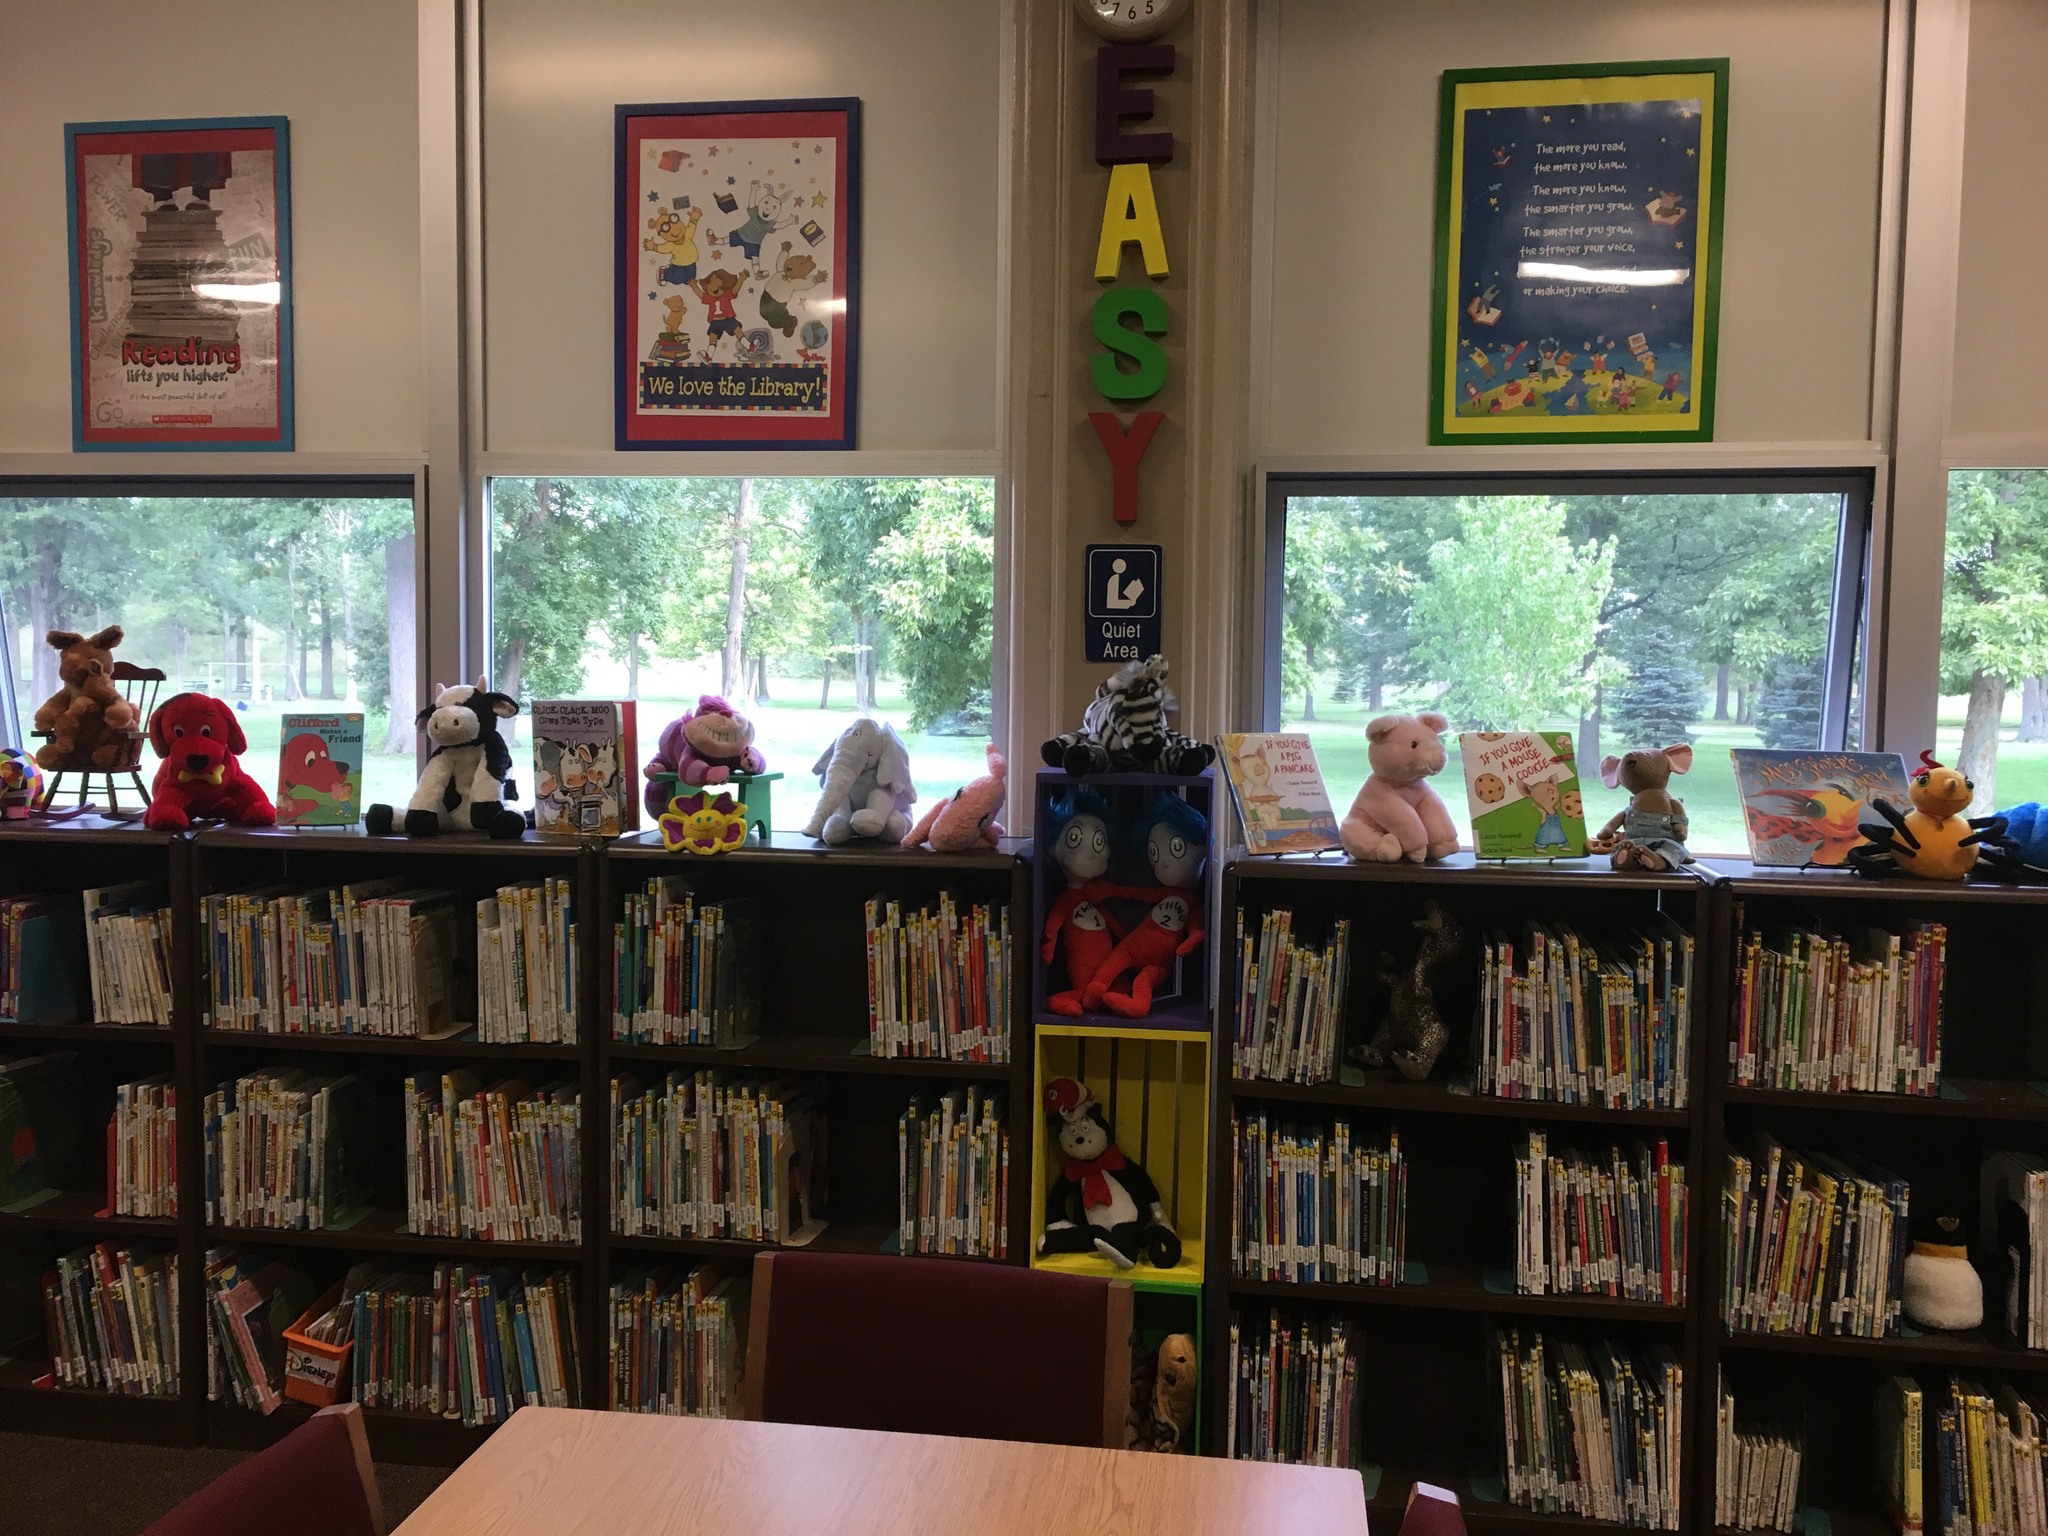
[803,718,917,844]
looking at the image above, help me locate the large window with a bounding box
[1267,474,1871,854]
[488,477,997,829]
[1937,468,2048,815]
[0,481,418,809]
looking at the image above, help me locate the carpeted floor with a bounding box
[0,1430,451,1535]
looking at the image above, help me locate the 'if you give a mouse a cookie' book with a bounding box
[1460,731,1588,859]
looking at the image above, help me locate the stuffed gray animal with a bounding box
[802,718,916,844]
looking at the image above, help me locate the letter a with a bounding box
[1095,163,1169,281]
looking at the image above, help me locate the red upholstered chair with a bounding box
[141,1402,386,1536]
[740,1250,1134,1449]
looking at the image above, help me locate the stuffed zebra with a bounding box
[1041,655,1216,777]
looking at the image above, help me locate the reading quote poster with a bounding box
[1431,62,1727,444]
[66,117,292,450]
[617,99,859,450]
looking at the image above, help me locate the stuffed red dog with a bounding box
[143,693,276,830]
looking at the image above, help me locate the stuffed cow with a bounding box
[802,718,915,844]
[365,677,525,839]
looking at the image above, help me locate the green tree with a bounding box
[1605,623,1706,746]
[873,479,996,729]
[801,478,920,710]
[1409,497,1616,730]
[1753,660,1824,750]
[1942,470,2048,812]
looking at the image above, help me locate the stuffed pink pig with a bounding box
[1340,711,1459,863]
[902,743,1006,851]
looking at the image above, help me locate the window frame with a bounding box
[0,473,420,752]
[1259,468,1877,747]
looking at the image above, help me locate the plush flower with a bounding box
[658,789,748,855]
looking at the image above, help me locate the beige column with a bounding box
[1000,0,1256,822]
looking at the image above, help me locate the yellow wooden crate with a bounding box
[1030,1022,1209,1290]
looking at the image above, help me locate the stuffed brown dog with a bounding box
[32,625,140,770]
[142,693,276,831]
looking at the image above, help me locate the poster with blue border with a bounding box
[1430,61,1727,445]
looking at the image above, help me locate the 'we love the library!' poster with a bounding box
[616,99,860,450]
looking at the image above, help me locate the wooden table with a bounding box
[395,1406,1372,1536]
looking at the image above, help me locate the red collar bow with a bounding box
[1065,1147,1127,1209]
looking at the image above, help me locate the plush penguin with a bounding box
[1037,1077,1181,1270]
[1903,1212,1983,1332]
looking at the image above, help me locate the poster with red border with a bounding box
[615,99,860,451]
[65,116,293,451]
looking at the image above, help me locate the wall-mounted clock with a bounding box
[1072,0,1190,44]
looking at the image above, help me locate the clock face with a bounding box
[1073,0,1190,44]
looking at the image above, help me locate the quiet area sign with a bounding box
[1084,544,1162,663]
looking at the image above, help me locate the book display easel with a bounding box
[0,819,1030,1465]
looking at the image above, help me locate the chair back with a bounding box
[114,662,166,770]
[141,1402,385,1536]
[742,1251,1132,1449]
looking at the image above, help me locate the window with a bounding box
[0,481,418,809]
[1266,473,1872,855]
[488,477,997,829]
[1938,468,2048,815]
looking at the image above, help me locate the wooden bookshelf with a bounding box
[1208,851,1717,1528]
[0,819,1033,1463]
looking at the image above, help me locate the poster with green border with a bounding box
[1430,59,1729,445]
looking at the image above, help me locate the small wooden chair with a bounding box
[740,1249,1133,1449]
[140,1401,385,1536]
[34,661,166,815]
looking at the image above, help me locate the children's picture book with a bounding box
[532,701,640,838]
[1460,731,1588,859]
[1217,733,1342,854]
[1730,748,1909,867]
[274,713,364,827]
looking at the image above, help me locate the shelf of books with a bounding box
[1209,852,1713,1534]
[596,830,1034,1426]
[1701,860,2048,1536]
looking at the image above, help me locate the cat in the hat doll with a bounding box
[1037,1076,1181,1270]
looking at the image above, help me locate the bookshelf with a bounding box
[1209,852,1716,1535]
[0,819,1032,1465]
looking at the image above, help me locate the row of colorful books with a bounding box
[609,1072,824,1245]
[87,881,174,1028]
[202,1070,376,1231]
[1492,1329,1684,1530]
[1513,1133,1687,1305]
[898,1088,1008,1260]
[1936,1377,2048,1536]
[1224,1306,1362,1467]
[109,1074,177,1218]
[402,1073,581,1244]
[1473,918,1694,1112]
[609,877,758,1047]
[477,878,578,1044]
[1988,1150,2048,1351]
[1729,918,1947,1096]
[40,1243,179,1397]
[864,893,1012,1063]
[1718,1136,1908,1338]
[1229,908,1352,1085]
[202,882,461,1039]
[1713,1370,1803,1535]
[609,1264,746,1417]
[1228,1110,1406,1286]
[343,1263,580,1424]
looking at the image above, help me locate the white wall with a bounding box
[0,0,422,456]
[1947,0,2048,464]
[479,0,1002,456]
[1258,0,1887,456]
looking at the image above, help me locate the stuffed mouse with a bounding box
[141,693,276,831]
[1037,1077,1180,1270]
[1588,744,1694,870]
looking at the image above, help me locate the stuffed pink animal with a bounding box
[902,743,1007,851]
[1340,711,1459,863]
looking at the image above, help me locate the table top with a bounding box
[394,1407,1372,1536]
